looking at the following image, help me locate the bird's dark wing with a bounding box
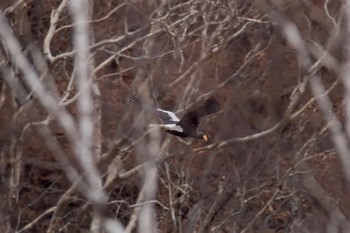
[155,108,180,124]
[179,97,220,127]
[129,95,154,111]
[130,96,180,123]
[129,96,142,105]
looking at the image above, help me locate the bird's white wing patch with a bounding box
[156,108,180,122]
[149,123,183,132]
[166,124,183,132]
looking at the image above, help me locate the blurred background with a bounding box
[0,0,348,232]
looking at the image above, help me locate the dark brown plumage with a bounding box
[130,96,220,141]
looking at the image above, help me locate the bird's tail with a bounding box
[148,124,162,128]
[148,124,168,131]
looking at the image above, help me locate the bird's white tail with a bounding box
[149,124,168,132]
[148,123,183,132]
[148,124,163,129]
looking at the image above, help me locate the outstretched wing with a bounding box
[155,108,180,124]
[129,95,154,111]
[179,97,220,127]
[129,95,140,104]
[130,95,180,123]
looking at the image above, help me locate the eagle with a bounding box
[130,96,220,142]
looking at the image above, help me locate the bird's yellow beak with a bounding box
[203,134,208,142]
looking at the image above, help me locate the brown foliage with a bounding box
[0,0,349,232]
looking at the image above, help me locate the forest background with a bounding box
[0,0,349,232]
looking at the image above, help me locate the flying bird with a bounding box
[130,96,220,142]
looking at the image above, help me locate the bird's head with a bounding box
[202,134,208,142]
[196,133,208,142]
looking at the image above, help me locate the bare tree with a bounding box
[0,0,349,232]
